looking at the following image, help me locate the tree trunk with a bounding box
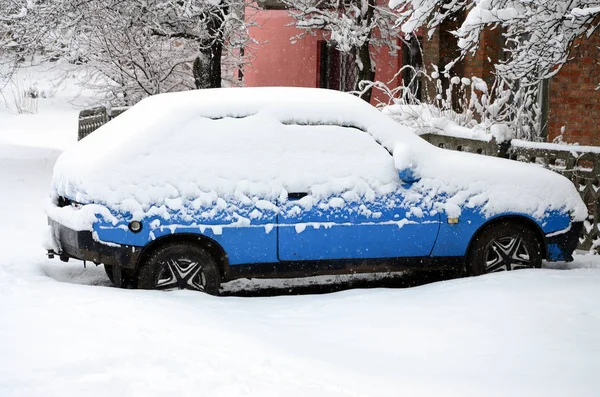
[193,41,223,89]
[357,41,375,103]
[193,5,228,89]
[355,0,375,103]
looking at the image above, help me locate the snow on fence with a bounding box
[78,106,129,140]
[419,133,502,157]
[78,108,600,253]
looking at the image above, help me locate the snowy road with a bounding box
[1,108,600,396]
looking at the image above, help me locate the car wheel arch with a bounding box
[135,233,229,279]
[465,215,547,262]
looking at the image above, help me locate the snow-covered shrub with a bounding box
[373,65,544,142]
[389,1,600,86]
[2,76,39,115]
[381,0,600,142]
[373,67,498,140]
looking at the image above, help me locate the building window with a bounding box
[401,35,423,100]
[319,41,358,92]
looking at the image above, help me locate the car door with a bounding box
[276,123,441,262]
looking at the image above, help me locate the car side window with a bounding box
[276,122,396,193]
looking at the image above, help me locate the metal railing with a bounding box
[78,106,129,140]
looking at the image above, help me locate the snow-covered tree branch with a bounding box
[382,0,600,141]
[282,0,401,102]
[390,0,600,84]
[1,0,252,103]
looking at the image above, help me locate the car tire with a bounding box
[137,243,221,295]
[104,264,137,288]
[466,221,542,276]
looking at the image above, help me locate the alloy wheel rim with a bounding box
[484,235,532,273]
[156,258,206,291]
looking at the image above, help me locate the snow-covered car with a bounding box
[45,87,587,294]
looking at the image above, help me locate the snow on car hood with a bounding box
[401,145,587,221]
[50,87,586,225]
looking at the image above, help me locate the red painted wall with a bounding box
[245,10,323,88]
[244,8,403,106]
[370,40,402,106]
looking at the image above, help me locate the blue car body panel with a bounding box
[278,197,440,261]
[93,194,443,265]
[94,206,280,265]
[431,207,572,259]
[106,223,279,265]
[87,192,575,267]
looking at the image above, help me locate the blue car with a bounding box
[45,88,587,294]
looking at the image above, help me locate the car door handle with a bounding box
[288,192,308,200]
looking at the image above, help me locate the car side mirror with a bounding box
[398,167,420,184]
[393,145,420,184]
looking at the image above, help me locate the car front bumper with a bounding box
[545,221,583,262]
[47,218,142,270]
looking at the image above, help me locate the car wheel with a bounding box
[137,243,221,295]
[466,221,542,276]
[104,264,137,288]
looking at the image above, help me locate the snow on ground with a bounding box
[1,71,600,396]
[0,62,96,150]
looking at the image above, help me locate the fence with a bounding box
[421,133,600,252]
[79,108,600,253]
[78,106,129,140]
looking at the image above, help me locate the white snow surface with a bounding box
[572,6,600,17]
[52,87,405,207]
[382,103,493,141]
[2,77,600,396]
[50,87,586,227]
[512,138,600,154]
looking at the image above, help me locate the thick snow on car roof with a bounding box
[52,88,410,212]
[50,87,586,225]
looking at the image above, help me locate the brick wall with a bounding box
[462,28,504,88]
[548,33,600,146]
[423,22,600,145]
[422,16,465,105]
[421,28,440,102]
